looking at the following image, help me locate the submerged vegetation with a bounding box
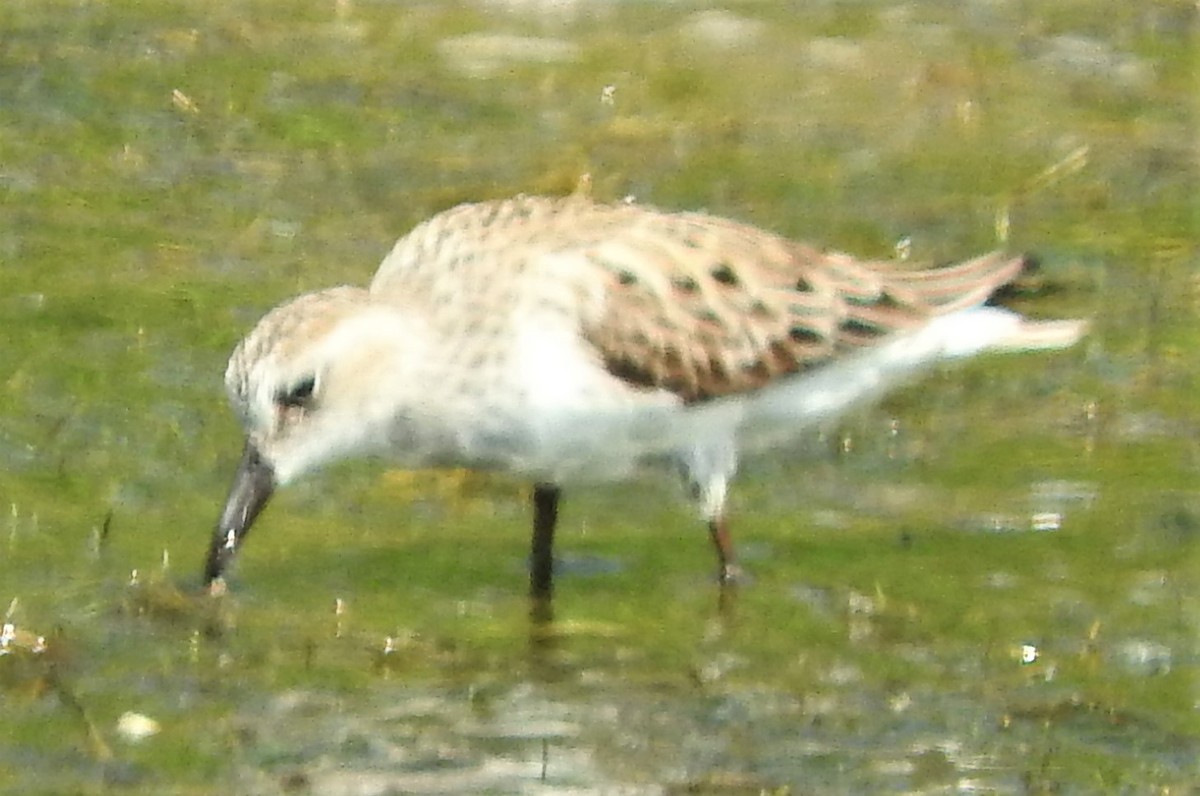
[0,0,1196,792]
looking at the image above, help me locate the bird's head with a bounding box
[204,286,428,588]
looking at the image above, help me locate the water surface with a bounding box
[1,0,1196,793]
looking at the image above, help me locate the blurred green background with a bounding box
[0,1,1195,793]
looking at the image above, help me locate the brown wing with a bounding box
[576,208,1026,403]
[369,194,1026,404]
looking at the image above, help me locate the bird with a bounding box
[203,194,1085,599]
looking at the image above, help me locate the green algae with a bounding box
[0,0,1196,792]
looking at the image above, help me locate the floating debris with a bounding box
[170,88,199,114]
[1030,512,1062,532]
[0,621,46,656]
[116,711,161,743]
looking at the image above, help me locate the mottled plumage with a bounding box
[206,195,1085,596]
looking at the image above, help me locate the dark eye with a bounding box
[277,375,317,409]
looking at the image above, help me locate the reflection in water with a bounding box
[217,639,1198,795]
[0,0,1194,792]
[527,592,558,681]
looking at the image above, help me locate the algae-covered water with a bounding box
[1,1,1196,793]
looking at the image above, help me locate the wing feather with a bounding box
[574,211,1030,403]
[369,196,1034,405]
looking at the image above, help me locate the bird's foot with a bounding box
[717,562,749,586]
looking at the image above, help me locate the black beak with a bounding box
[204,440,276,587]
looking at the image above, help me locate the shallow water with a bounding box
[1,0,1197,793]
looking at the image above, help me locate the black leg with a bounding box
[530,483,560,601]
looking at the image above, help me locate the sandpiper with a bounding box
[203,194,1085,598]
